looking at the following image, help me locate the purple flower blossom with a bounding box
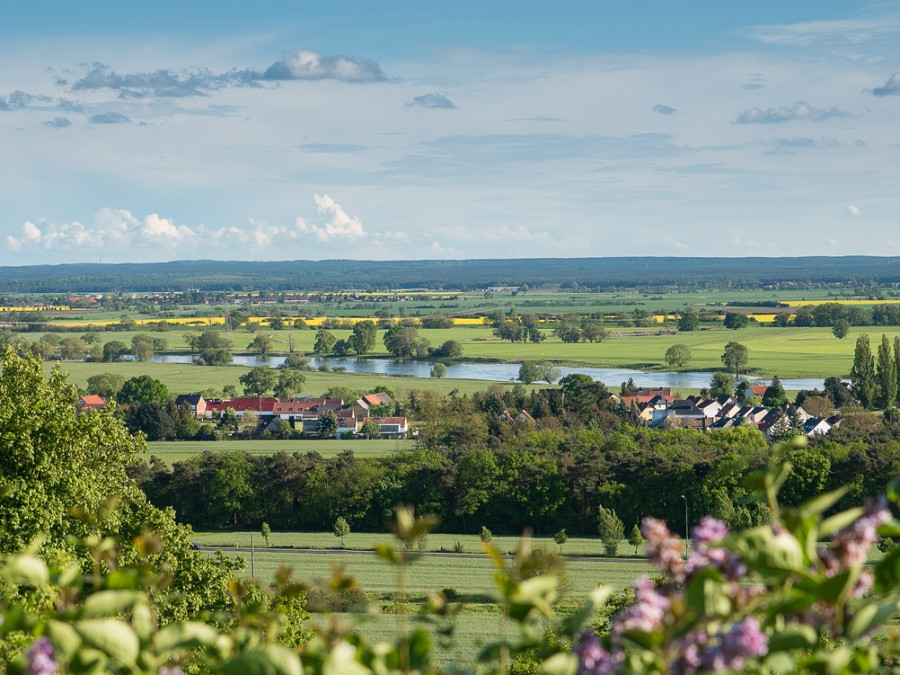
[25,636,57,675]
[159,668,184,675]
[642,517,685,581]
[693,517,728,546]
[704,616,768,671]
[613,578,670,640]
[573,630,618,675]
[824,497,891,571]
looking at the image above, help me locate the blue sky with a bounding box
[2,0,898,264]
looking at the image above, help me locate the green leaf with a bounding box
[875,545,900,594]
[886,476,900,502]
[845,599,900,641]
[154,621,223,654]
[80,590,144,618]
[374,543,402,565]
[46,620,83,660]
[509,575,558,621]
[217,645,305,675]
[798,486,849,519]
[406,628,432,671]
[767,623,818,652]
[75,618,140,668]
[559,587,612,637]
[542,652,578,675]
[0,553,49,586]
[817,569,858,604]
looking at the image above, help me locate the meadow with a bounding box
[146,438,405,463]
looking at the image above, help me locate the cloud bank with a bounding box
[873,74,900,96]
[735,101,849,124]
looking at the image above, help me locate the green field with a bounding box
[146,438,405,462]
[193,531,647,558]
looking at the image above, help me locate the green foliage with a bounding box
[833,319,851,339]
[762,375,787,407]
[274,368,306,398]
[518,361,542,385]
[429,362,447,379]
[312,328,336,355]
[102,340,129,362]
[877,333,897,409]
[597,506,624,557]
[664,343,691,368]
[628,524,643,555]
[239,366,277,397]
[553,529,568,551]
[248,333,274,354]
[723,311,749,329]
[677,312,699,332]
[86,372,125,397]
[333,516,350,546]
[480,526,492,543]
[851,334,876,408]
[318,410,339,438]
[384,324,430,358]
[721,340,749,376]
[709,371,734,398]
[350,320,378,354]
[117,374,169,406]
[196,330,232,366]
[261,521,271,546]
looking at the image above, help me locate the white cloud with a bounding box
[735,101,849,124]
[846,204,863,217]
[262,49,386,82]
[873,74,900,96]
[294,194,367,242]
[408,93,457,109]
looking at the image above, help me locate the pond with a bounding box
[149,353,826,391]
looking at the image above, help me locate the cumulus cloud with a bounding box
[294,194,367,242]
[263,49,386,82]
[653,104,676,115]
[90,111,130,124]
[408,93,457,109]
[846,204,863,217]
[44,117,71,128]
[0,90,50,111]
[735,101,849,124]
[873,74,900,96]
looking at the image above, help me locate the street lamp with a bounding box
[681,494,689,560]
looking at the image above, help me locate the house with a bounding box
[78,395,106,410]
[501,409,536,423]
[802,417,832,437]
[351,392,393,417]
[174,393,206,418]
[361,416,408,439]
[748,384,768,398]
[205,397,276,420]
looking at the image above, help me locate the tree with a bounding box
[709,372,734,399]
[877,333,897,409]
[539,363,562,384]
[102,340,129,362]
[430,363,447,379]
[721,341,749,376]
[554,317,582,343]
[597,506,624,557]
[850,334,876,409]
[518,361,543,385]
[628,524,644,555]
[480,526,492,543]
[678,312,699,332]
[333,516,350,546]
[360,419,382,438]
[131,338,154,362]
[554,528,568,552]
[833,319,851,339]
[261,521,271,547]
[0,348,242,621]
[197,330,232,365]
[248,333,274,355]
[332,339,352,356]
[432,340,463,359]
[313,328,337,355]
[86,372,125,397]
[723,312,749,330]
[30,340,56,360]
[665,344,692,368]
[239,366,277,397]
[580,320,609,343]
[762,376,788,407]
[274,369,306,398]
[125,401,177,440]
[318,411,339,438]
[59,336,87,361]
[383,324,430,358]
[282,352,310,370]
[118,375,169,406]
[349,320,378,354]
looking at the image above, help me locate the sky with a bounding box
[1,0,899,264]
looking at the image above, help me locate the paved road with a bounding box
[199,545,651,564]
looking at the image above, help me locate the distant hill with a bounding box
[1,257,898,293]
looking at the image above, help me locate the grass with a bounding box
[146,438,405,462]
[193,531,649,558]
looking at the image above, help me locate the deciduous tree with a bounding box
[850,334,876,408]
[721,341,749,376]
[665,344,692,368]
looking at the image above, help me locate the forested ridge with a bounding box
[3,256,900,292]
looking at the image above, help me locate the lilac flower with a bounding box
[613,578,670,640]
[700,617,768,672]
[159,668,184,675]
[25,636,57,675]
[642,517,685,581]
[824,497,891,571]
[693,517,728,546]
[573,630,619,675]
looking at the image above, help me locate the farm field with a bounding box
[193,531,647,558]
[146,438,405,463]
